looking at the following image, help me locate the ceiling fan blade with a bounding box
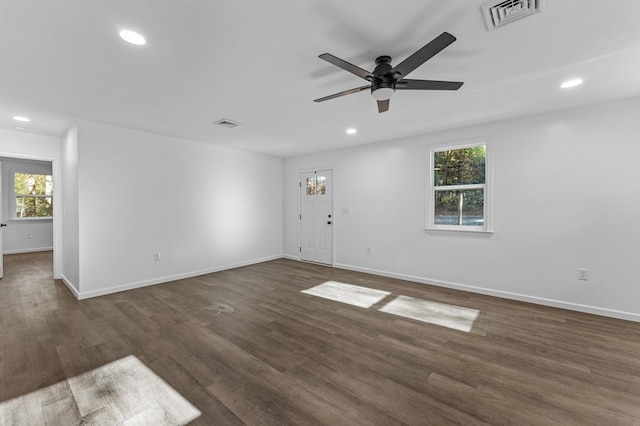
[391,32,456,79]
[314,85,371,103]
[319,53,373,81]
[377,99,389,113]
[395,79,463,91]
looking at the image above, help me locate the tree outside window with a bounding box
[14,173,53,218]
[429,143,490,231]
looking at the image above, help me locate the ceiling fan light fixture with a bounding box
[371,87,395,101]
[315,31,462,113]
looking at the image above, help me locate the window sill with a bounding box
[10,217,53,222]
[425,227,493,237]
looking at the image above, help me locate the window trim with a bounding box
[426,139,493,233]
[11,171,53,221]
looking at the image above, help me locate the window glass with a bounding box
[306,176,326,196]
[434,189,484,226]
[14,173,53,218]
[434,146,485,186]
[429,143,489,231]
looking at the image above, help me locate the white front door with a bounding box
[300,170,333,265]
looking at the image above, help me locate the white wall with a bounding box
[284,96,640,321]
[61,124,79,292]
[0,157,53,254]
[73,120,283,298]
[0,129,60,158]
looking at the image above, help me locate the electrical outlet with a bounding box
[153,253,161,262]
[366,247,372,254]
[578,268,589,281]
[26,233,33,239]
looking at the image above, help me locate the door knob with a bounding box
[0,223,6,228]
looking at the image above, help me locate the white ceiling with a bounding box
[2,0,640,157]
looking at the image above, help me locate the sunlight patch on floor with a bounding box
[0,355,201,425]
[301,281,391,308]
[302,281,479,332]
[380,295,479,332]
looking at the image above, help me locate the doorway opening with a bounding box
[0,156,58,280]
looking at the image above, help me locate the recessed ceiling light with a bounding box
[119,30,146,46]
[14,125,25,130]
[13,116,30,122]
[561,78,583,89]
[346,128,357,135]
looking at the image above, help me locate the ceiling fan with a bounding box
[314,32,463,113]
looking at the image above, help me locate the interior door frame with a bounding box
[298,166,334,266]
[0,151,62,279]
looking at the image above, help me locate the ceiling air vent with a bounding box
[481,0,544,31]
[214,118,241,128]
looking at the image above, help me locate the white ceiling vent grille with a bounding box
[481,0,544,31]
[214,118,241,128]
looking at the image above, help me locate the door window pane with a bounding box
[306,176,326,195]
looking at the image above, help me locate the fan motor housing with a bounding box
[373,55,393,77]
[372,56,398,99]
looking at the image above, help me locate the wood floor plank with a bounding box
[2,252,640,425]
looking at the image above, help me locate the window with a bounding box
[13,173,53,219]
[428,142,491,232]
[306,176,326,195]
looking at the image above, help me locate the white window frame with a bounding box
[426,139,492,233]
[11,171,53,221]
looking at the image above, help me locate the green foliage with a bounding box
[433,146,485,224]
[434,146,485,186]
[14,173,51,195]
[14,173,53,218]
[435,189,484,216]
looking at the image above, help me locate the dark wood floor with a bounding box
[2,252,640,425]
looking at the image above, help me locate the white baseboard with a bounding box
[333,262,640,323]
[76,255,284,300]
[283,254,299,261]
[3,247,53,255]
[60,273,80,299]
